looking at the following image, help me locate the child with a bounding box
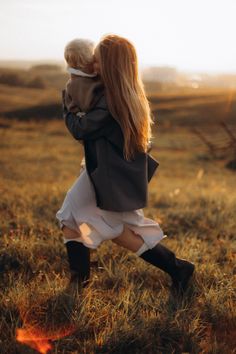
[64,38,103,115]
[64,38,104,170]
[57,35,194,294]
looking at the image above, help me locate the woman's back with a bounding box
[63,93,158,211]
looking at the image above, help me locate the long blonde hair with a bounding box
[96,34,153,160]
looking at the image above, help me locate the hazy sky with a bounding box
[1,0,236,73]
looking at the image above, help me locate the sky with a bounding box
[1,0,236,73]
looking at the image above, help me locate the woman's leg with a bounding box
[112,226,195,294]
[111,225,148,254]
[62,226,90,286]
[63,226,82,239]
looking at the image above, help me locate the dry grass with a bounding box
[1,73,236,125]
[0,112,235,353]
[0,84,59,114]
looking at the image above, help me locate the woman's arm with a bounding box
[62,91,112,140]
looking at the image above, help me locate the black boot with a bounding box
[139,243,195,294]
[65,241,90,288]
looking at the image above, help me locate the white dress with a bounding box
[56,167,166,250]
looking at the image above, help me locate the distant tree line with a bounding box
[0,64,67,90]
[0,70,46,89]
[30,64,62,71]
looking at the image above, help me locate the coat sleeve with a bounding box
[63,93,112,140]
[64,80,77,112]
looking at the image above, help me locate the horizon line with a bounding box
[0,58,236,76]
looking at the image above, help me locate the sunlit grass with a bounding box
[0,117,235,353]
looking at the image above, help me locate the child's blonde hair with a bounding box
[95,34,153,160]
[64,39,95,69]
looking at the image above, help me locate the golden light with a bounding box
[16,325,76,353]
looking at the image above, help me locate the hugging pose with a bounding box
[56,34,195,295]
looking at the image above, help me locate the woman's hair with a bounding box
[96,34,153,160]
[64,38,95,69]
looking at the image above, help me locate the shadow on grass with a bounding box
[94,316,201,354]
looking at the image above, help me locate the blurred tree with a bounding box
[30,64,62,71]
[26,76,46,89]
[0,71,25,86]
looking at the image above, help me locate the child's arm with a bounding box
[62,90,112,141]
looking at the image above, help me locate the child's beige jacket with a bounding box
[65,69,103,113]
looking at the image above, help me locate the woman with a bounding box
[57,34,195,295]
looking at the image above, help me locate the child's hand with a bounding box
[80,157,86,174]
[147,139,152,153]
[76,112,86,118]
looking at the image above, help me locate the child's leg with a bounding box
[62,225,90,287]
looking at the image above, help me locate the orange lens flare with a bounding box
[16,328,52,354]
[16,326,75,353]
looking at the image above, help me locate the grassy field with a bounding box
[1,81,236,123]
[0,111,236,354]
[0,81,236,353]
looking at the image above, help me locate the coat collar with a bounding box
[67,67,97,78]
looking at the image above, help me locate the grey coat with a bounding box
[63,93,159,212]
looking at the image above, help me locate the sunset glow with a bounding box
[1,0,236,73]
